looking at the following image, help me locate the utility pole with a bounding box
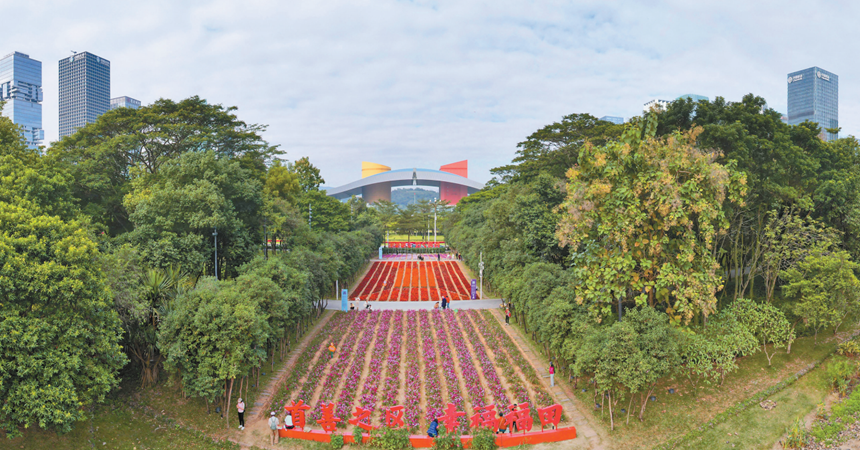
[212,227,218,280]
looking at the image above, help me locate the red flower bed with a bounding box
[350,261,472,301]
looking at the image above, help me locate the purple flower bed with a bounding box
[272,312,353,411]
[380,311,404,410]
[431,311,469,433]
[330,311,383,423]
[308,311,371,421]
[443,310,488,411]
[460,311,510,412]
[404,310,422,429]
[355,311,394,420]
[419,310,444,427]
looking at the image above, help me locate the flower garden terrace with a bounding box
[351,261,472,301]
[271,309,570,440]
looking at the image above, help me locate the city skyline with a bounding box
[787,66,839,141]
[58,51,110,138]
[4,2,859,183]
[0,52,44,148]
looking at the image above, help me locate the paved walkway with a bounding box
[325,298,503,311]
[489,309,606,450]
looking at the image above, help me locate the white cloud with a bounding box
[5,0,859,184]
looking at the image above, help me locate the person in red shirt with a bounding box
[549,362,555,387]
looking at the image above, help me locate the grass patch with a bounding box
[1,397,240,450]
[676,359,829,449]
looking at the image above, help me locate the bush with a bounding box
[432,424,463,450]
[369,427,411,450]
[782,418,810,449]
[330,434,345,449]
[837,341,860,357]
[470,427,498,450]
[826,357,857,395]
[352,425,365,446]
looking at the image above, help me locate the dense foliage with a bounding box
[444,98,860,428]
[0,97,381,436]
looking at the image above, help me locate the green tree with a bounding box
[265,159,301,205]
[291,156,325,192]
[729,299,794,365]
[491,113,624,183]
[123,150,264,278]
[301,190,350,233]
[574,308,679,428]
[372,200,400,238]
[784,249,860,343]
[158,277,268,428]
[556,118,747,324]
[50,96,279,234]
[0,202,127,436]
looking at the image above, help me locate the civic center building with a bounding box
[327,160,484,205]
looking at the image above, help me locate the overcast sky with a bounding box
[4,0,858,185]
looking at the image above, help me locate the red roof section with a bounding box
[439,160,468,178]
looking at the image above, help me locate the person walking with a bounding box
[362,298,368,310]
[505,306,511,326]
[268,411,280,444]
[236,398,245,430]
[549,362,555,387]
[328,342,336,359]
[441,295,448,310]
[427,418,439,438]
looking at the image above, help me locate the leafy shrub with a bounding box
[837,341,860,357]
[432,423,463,450]
[369,427,411,450]
[330,434,345,449]
[352,425,365,446]
[782,418,810,449]
[826,357,857,395]
[470,427,498,450]
[810,421,842,445]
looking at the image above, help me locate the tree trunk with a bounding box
[608,390,614,431]
[225,378,235,428]
[639,384,655,421]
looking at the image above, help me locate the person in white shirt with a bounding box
[284,411,294,430]
[268,411,279,444]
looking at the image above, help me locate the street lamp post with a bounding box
[479,252,484,300]
[433,198,437,243]
[263,222,268,260]
[212,227,218,280]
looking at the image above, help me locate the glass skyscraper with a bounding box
[59,51,110,138]
[110,96,141,110]
[0,52,44,148]
[787,66,838,141]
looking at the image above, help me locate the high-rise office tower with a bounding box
[787,67,838,140]
[0,52,44,148]
[59,51,110,138]
[110,96,141,110]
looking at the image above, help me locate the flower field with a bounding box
[350,261,472,301]
[273,309,563,433]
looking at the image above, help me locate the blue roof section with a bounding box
[366,168,464,178]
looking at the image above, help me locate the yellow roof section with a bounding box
[362,161,391,178]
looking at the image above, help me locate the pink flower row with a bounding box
[332,311,384,422]
[404,311,421,429]
[430,311,468,433]
[419,311,444,424]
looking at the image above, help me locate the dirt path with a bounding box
[225,310,336,450]
[488,308,605,450]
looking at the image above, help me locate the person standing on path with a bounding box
[268,411,279,444]
[236,398,245,430]
[549,362,555,387]
[441,295,448,310]
[505,306,511,325]
[328,342,336,359]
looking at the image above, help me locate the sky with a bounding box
[3,0,858,185]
